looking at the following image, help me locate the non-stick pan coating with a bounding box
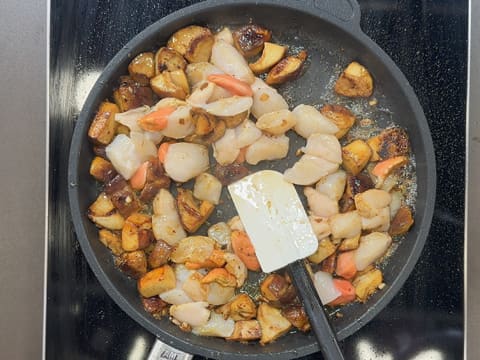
[68,1,436,358]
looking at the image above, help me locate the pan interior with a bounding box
[70,2,433,359]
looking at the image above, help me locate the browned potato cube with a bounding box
[233,24,272,58]
[128,52,155,78]
[104,175,141,218]
[339,173,374,213]
[342,139,372,175]
[98,229,123,255]
[89,156,117,182]
[88,192,125,230]
[338,234,361,251]
[142,296,169,318]
[266,50,307,85]
[88,101,119,145]
[228,293,257,321]
[282,305,310,332]
[308,238,336,264]
[220,111,249,129]
[334,61,373,97]
[320,104,356,139]
[353,268,383,302]
[154,47,187,74]
[115,250,147,278]
[177,188,215,233]
[150,71,188,100]
[260,274,297,306]
[389,206,414,236]
[148,239,173,268]
[227,320,262,342]
[367,127,410,161]
[169,69,190,96]
[121,213,153,252]
[167,25,214,63]
[113,76,154,112]
[257,302,292,345]
[249,42,287,74]
[320,253,336,274]
[137,265,176,298]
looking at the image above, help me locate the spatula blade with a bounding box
[228,170,318,273]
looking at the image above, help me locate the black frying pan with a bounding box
[68,0,436,359]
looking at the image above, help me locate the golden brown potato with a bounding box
[89,156,117,183]
[320,104,356,139]
[148,239,173,269]
[137,265,176,298]
[88,101,119,145]
[260,273,298,306]
[218,293,257,321]
[150,71,188,100]
[233,24,272,58]
[104,175,141,218]
[389,206,414,236]
[115,250,147,278]
[342,139,372,175]
[88,192,125,230]
[334,61,373,97]
[142,296,169,318]
[169,69,190,96]
[367,127,410,161]
[352,268,383,302]
[282,305,310,332]
[220,111,249,129]
[154,47,187,74]
[121,213,153,252]
[249,42,287,74]
[113,76,154,112]
[167,25,214,63]
[98,229,123,256]
[257,302,292,345]
[170,236,215,264]
[308,238,336,264]
[320,253,336,274]
[186,116,226,146]
[338,234,361,251]
[128,52,155,78]
[266,50,307,85]
[339,173,375,213]
[177,188,215,233]
[227,320,262,342]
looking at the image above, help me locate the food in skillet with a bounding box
[87,24,415,344]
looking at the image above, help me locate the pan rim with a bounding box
[67,1,436,358]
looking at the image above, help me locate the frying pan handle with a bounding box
[288,260,345,360]
[147,339,193,360]
[291,0,361,28]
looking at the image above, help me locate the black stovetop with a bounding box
[48,1,466,359]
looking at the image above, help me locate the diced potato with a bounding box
[115,250,147,278]
[338,234,361,251]
[282,305,310,332]
[220,110,249,129]
[218,293,257,321]
[137,265,176,298]
[113,76,154,112]
[352,268,383,302]
[167,25,214,63]
[128,52,155,78]
[334,61,373,97]
[266,50,307,85]
[339,173,375,212]
[308,238,336,264]
[89,156,116,182]
[88,101,119,145]
[249,42,287,74]
[320,104,356,139]
[367,127,410,161]
[169,69,190,96]
[257,302,292,345]
[142,296,169,317]
[104,175,141,218]
[121,213,153,251]
[88,192,125,230]
[98,229,123,255]
[260,274,297,306]
[389,206,414,236]
[320,253,336,274]
[148,239,173,268]
[150,71,188,100]
[177,188,215,233]
[154,47,187,75]
[233,24,272,58]
[342,139,372,175]
[193,173,222,205]
[227,320,262,342]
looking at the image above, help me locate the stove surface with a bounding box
[48,1,466,359]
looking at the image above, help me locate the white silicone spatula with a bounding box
[228,170,344,360]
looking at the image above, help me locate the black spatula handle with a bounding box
[288,260,345,360]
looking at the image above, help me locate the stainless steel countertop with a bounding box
[0,0,476,358]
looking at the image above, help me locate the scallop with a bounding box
[152,189,187,246]
[315,170,347,201]
[354,232,392,271]
[114,105,149,132]
[215,27,234,45]
[309,215,332,241]
[234,119,262,148]
[211,39,255,84]
[361,206,391,231]
[354,189,392,218]
[292,104,339,138]
[304,187,339,218]
[192,312,235,338]
[129,131,158,162]
[283,154,339,185]
[169,302,211,327]
[186,62,223,88]
[213,128,240,165]
[105,134,142,180]
[161,105,195,139]
[328,211,362,239]
[164,142,209,182]
[187,81,215,107]
[206,282,235,306]
[251,77,289,119]
[203,96,253,117]
[313,271,341,304]
[301,133,342,164]
[245,134,289,165]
